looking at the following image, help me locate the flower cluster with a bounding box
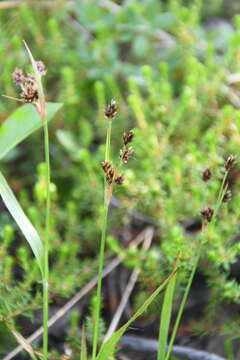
[104,99,117,120]
[101,101,134,186]
[200,155,237,224]
[12,61,46,104]
[201,207,214,223]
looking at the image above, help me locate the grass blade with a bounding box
[0,102,62,160]
[158,272,177,360]
[81,325,88,360]
[96,265,178,360]
[0,170,44,274]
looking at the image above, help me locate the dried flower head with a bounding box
[123,130,134,146]
[101,161,112,173]
[20,85,38,103]
[36,61,47,76]
[12,68,25,86]
[120,147,134,163]
[106,167,115,185]
[26,74,36,84]
[223,189,232,203]
[200,207,214,223]
[105,100,117,120]
[115,174,124,185]
[224,155,237,171]
[202,168,212,182]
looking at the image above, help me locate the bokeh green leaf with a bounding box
[0,102,62,160]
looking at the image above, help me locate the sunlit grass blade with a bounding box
[165,248,202,360]
[0,102,62,160]
[158,272,177,360]
[96,265,178,360]
[81,325,88,360]
[0,170,44,274]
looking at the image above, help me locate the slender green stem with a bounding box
[92,120,112,360]
[43,120,50,360]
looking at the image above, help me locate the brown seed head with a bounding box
[12,68,25,86]
[36,61,47,76]
[224,155,237,171]
[20,85,38,103]
[200,207,214,223]
[223,189,232,203]
[26,74,36,84]
[105,100,117,120]
[106,167,115,185]
[120,147,134,163]
[202,168,212,182]
[123,130,134,146]
[115,174,124,185]
[101,161,112,173]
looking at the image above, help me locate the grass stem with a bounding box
[92,120,112,360]
[43,120,50,360]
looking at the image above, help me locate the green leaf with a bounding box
[158,272,177,360]
[0,170,44,274]
[96,266,178,360]
[0,102,62,160]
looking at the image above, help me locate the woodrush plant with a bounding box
[92,100,134,359]
[158,155,238,360]
[2,1,240,358]
[0,43,62,359]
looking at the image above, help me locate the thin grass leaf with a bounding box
[0,102,62,160]
[96,265,178,360]
[81,325,88,360]
[158,272,177,360]
[0,170,44,273]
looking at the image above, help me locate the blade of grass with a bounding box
[96,264,179,360]
[165,247,202,360]
[0,170,44,274]
[0,102,62,160]
[158,271,177,360]
[81,325,88,360]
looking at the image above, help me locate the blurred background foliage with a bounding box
[1,0,240,357]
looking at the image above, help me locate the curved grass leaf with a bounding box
[158,272,177,360]
[96,266,178,360]
[0,102,62,160]
[0,170,44,274]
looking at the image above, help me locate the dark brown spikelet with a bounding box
[123,130,134,146]
[106,167,115,185]
[36,61,47,76]
[12,68,25,86]
[224,155,237,171]
[120,147,134,163]
[105,100,117,120]
[223,190,232,203]
[20,85,38,103]
[200,207,214,223]
[115,174,124,185]
[101,161,112,173]
[202,168,212,182]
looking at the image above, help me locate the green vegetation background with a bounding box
[1,0,240,357]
